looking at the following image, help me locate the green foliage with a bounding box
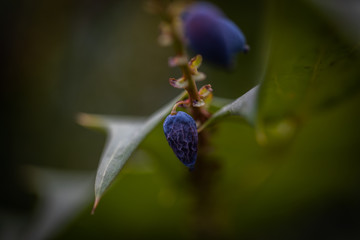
[68,0,360,238]
[77,92,186,210]
[256,0,360,146]
[81,0,360,213]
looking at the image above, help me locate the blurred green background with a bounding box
[2,0,360,239]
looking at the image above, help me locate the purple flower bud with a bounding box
[163,111,198,170]
[182,2,247,67]
[182,2,225,19]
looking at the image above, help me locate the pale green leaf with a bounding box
[77,92,186,212]
[199,85,259,132]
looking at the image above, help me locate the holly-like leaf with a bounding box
[77,92,186,213]
[199,85,259,132]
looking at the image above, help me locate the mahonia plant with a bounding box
[79,0,258,214]
[76,0,357,230]
[74,0,360,236]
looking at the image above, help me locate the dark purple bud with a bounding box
[181,2,225,20]
[163,111,198,170]
[182,2,247,67]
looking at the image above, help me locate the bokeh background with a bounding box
[2,0,360,239]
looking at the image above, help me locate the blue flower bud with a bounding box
[163,111,198,170]
[182,2,225,19]
[182,2,248,67]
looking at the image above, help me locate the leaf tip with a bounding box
[76,113,91,126]
[91,197,101,215]
[76,113,104,129]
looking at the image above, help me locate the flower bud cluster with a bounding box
[160,1,248,170]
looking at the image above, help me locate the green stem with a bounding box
[167,14,209,123]
[182,66,200,102]
[189,129,223,239]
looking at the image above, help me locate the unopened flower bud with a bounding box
[182,2,248,67]
[163,111,198,170]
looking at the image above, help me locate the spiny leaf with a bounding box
[77,92,186,213]
[199,85,259,132]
